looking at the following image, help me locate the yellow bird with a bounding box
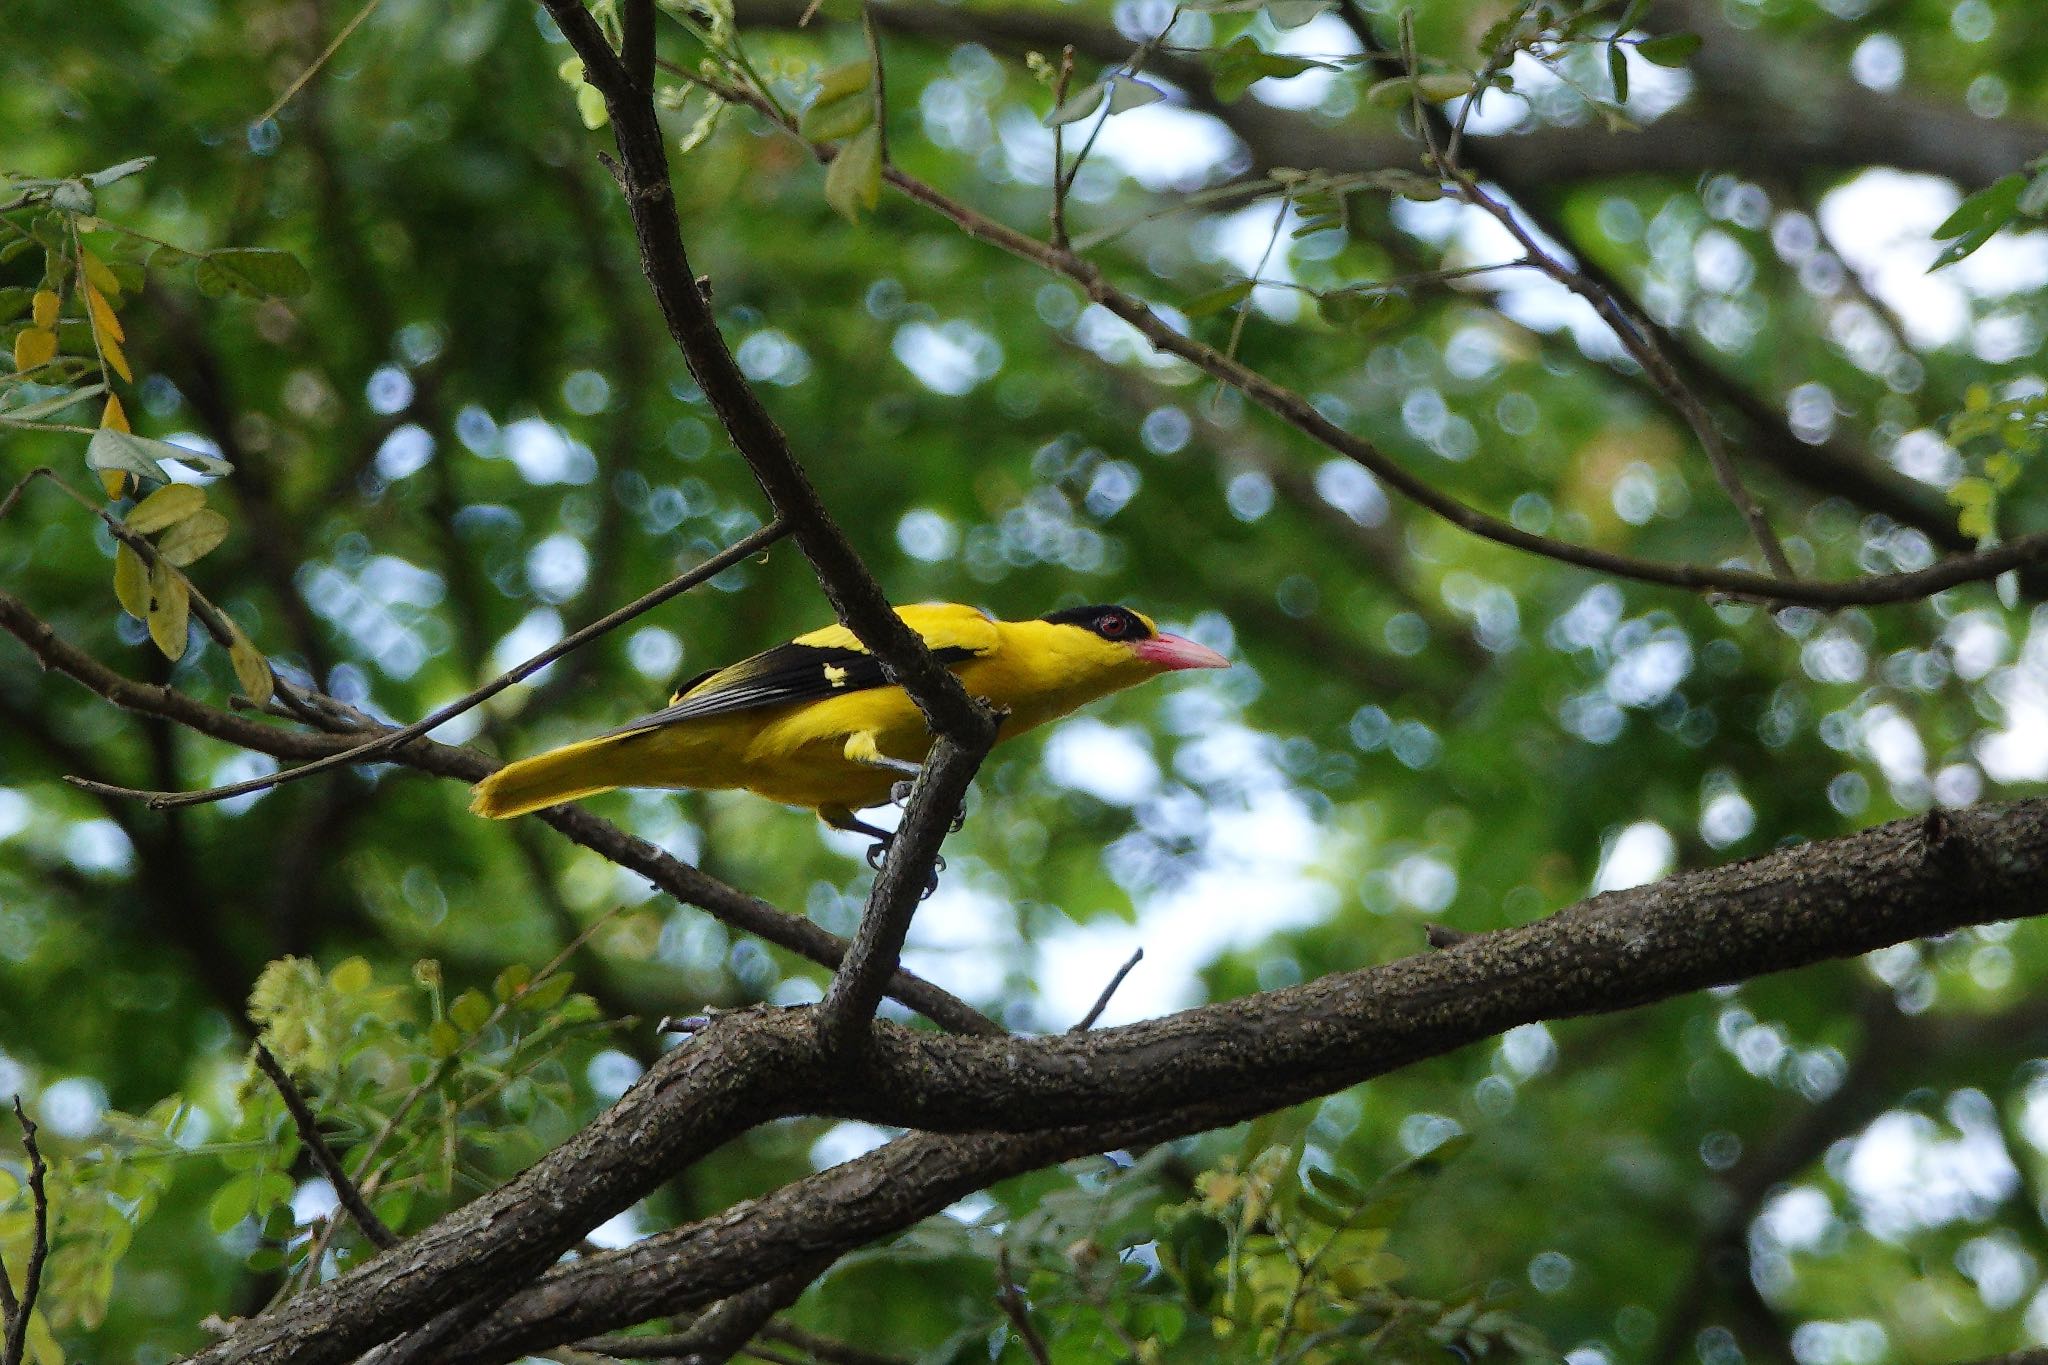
[469,603,1229,838]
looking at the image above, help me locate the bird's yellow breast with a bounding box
[622,616,1157,812]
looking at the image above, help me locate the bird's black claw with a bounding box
[920,854,947,899]
[948,808,966,834]
[890,779,915,808]
[866,838,892,870]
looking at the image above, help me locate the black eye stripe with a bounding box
[1038,603,1153,641]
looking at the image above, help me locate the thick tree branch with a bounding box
[184,796,2048,1361]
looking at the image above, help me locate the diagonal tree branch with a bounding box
[543,0,996,751]
[179,794,2048,1362]
[816,732,991,1048]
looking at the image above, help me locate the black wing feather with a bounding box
[606,641,977,737]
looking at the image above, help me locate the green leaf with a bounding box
[1934,173,2023,239]
[1158,1208,1230,1309]
[84,157,154,188]
[208,1171,259,1234]
[449,988,492,1033]
[428,1019,463,1057]
[1210,38,1328,103]
[194,247,313,300]
[155,508,229,566]
[145,557,189,661]
[1413,73,1475,102]
[521,972,575,1011]
[88,428,235,483]
[1365,75,1414,107]
[330,956,373,994]
[1608,42,1628,102]
[1105,77,1166,115]
[0,382,104,424]
[1266,0,1331,27]
[1182,280,1255,317]
[800,61,874,140]
[1043,79,1107,126]
[124,483,205,534]
[228,622,274,705]
[494,963,533,1001]
[1320,289,1412,333]
[800,92,874,144]
[824,124,883,223]
[2019,168,2048,218]
[1635,31,1702,66]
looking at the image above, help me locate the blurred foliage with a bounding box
[3,0,2048,1359]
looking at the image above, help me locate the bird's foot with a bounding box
[890,778,915,808]
[865,838,946,897]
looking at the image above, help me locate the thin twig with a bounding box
[1070,948,1144,1032]
[1389,2,1790,578]
[0,1098,48,1365]
[65,518,788,809]
[250,1042,399,1250]
[253,0,386,126]
[862,4,888,164]
[995,1248,1053,1365]
[1049,45,1075,249]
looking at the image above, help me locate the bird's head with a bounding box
[1036,604,1231,679]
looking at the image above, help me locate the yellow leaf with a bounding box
[158,508,228,566]
[100,327,133,383]
[31,288,59,329]
[85,281,124,344]
[101,391,130,432]
[13,326,56,372]
[113,543,149,618]
[125,483,205,534]
[228,622,274,704]
[146,557,189,660]
[81,248,121,302]
[100,469,128,498]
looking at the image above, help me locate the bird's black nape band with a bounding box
[1039,604,1155,641]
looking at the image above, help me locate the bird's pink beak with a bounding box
[1131,633,1231,671]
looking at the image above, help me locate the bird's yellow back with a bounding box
[469,602,1215,821]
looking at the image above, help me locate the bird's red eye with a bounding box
[1097,613,1127,638]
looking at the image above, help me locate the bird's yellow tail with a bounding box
[470,734,643,820]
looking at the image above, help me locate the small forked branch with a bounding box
[0,1097,50,1365]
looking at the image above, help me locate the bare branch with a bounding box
[540,0,996,749]
[0,1098,49,1365]
[250,1043,398,1251]
[65,518,790,809]
[1070,948,1143,1033]
[817,733,992,1048]
[995,1248,1053,1365]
